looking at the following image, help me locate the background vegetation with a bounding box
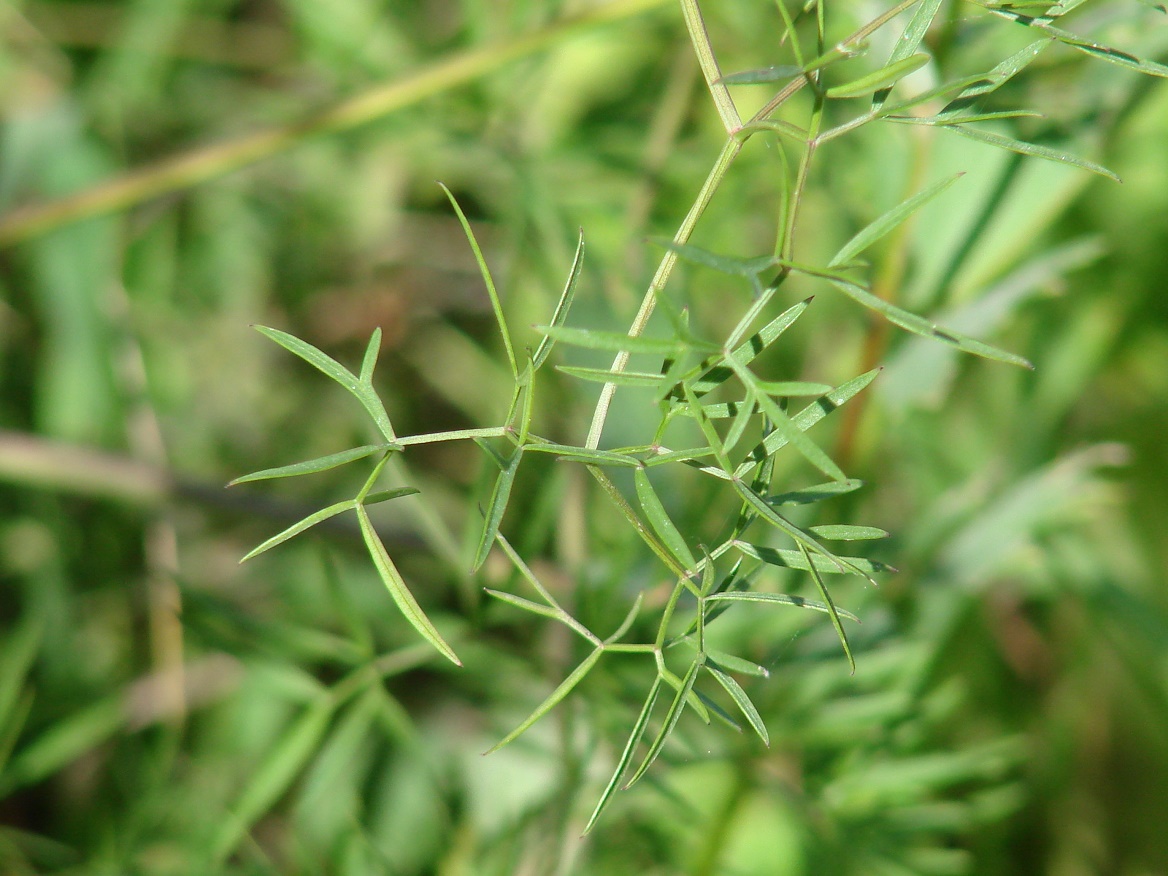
[1,0,1167,873]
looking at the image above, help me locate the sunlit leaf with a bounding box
[706,663,769,745]
[229,445,392,485]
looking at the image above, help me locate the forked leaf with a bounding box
[825,53,930,99]
[634,466,698,572]
[229,445,391,485]
[439,183,517,378]
[255,326,397,441]
[240,499,357,562]
[583,677,662,834]
[357,505,461,666]
[944,124,1120,182]
[485,647,604,753]
[733,540,891,577]
[706,590,861,623]
[810,524,889,540]
[828,173,964,268]
[533,228,585,370]
[623,657,703,789]
[706,664,769,746]
[798,541,855,674]
[472,448,523,572]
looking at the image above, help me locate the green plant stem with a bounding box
[0,0,672,247]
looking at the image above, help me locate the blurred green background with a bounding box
[1,1,1167,873]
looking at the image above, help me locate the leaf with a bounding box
[943,124,1120,182]
[557,365,668,387]
[705,648,769,678]
[733,540,892,577]
[755,380,835,396]
[706,664,769,745]
[533,228,585,370]
[829,173,964,268]
[229,445,392,485]
[255,326,396,442]
[357,505,461,666]
[737,369,881,477]
[814,270,1034,367]
[362,487,422,505]
[483,589,563,622]
[472,447,523,572]
[583,677,662,834]
[359,327,381,384]
[871,0,944,111]
[717,64,802,84]
[768,479,865,505]
[657,239,780,276]
[809,524,889,540]
[524,442,641,468]
[624,657,704,789]
[485,647,604,753]
[826,53,930,99]
[799,541,856,673]
[533,325,687,355]
[706,590,861,623]
[634,466,698,572]
[240,499,357,562]
[440,183,517,378]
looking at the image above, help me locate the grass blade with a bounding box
[439,183,517,379]
[533,228,585,370]
[240,499,357,562]
[583,676,662,835]
[229,445,392,485]
[485,647,604,754]
[706,663,769,745]
[356,505,461,666]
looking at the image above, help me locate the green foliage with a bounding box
[2,0,1168,874]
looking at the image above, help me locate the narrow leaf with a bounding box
[871,0,944,111]
[826,54,930,99]
[718,64,802,84]
[583,677,662,834]
[624,658,703,789]
[485,647,603,753]
[557,365,668,387]
[945,124,1120,182]
[768,479,864,505]
[483,589,562,622]
[635,466,697,572]
[829,173,964,268]
[359,327,381,384]
[533,228,585,370]
[525,442,641,468]
[809,524,889,540]
[357,505,461,666]
[472,448,523,572]
[798,541,855,673]
[657,240,779,276]
[706,664,769,745]
[440,183,517,378]
[706,648,769,678]
[534,325,685,355]
[229,445,391,485]
[706,590,861,623]
[240,499,357,562]
[363,487,422,505]
[733,540,891,577]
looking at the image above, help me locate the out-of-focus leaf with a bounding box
[706,590,861,622]
[717,64,802,84]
